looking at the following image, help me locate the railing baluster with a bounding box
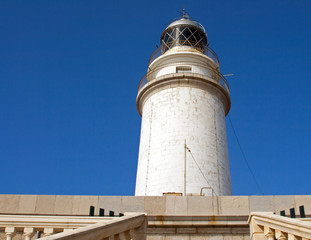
[23,227,34,240]
[288,234,300,240]
[44,228,54,237]
[5,227,15,240]
[275,230,287,240]
[264,226,275,240]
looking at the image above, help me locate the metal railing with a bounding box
[138,74,148,92]
[148,44,220,66]
[219,75,230,93]
[138,62,229,94]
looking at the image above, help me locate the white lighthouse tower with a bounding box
[135,13,232,196]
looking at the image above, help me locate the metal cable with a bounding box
[186,147,217,196]
[228,115,264,194]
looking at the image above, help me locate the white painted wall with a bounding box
[135,48,231,196]
[136,85,231,196]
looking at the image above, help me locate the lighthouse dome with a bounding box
[161,15,207,53]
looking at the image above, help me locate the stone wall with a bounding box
[0,195,310,217]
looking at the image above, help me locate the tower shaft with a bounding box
[136,75,231,196]
[135,15,232,196]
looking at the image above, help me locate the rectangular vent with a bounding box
[176,66,192,73]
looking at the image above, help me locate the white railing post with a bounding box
[23,227,34,240]
[43,227,54,236]
[249,219,265,240]
[5,227,15,240]
[129,229,137,239]
[130,226,147,240]
[119,231,131,240]
[264,226,275,240]
[288,234,300,240]
[275,230,287,240]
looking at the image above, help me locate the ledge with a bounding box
[136,72,231,116]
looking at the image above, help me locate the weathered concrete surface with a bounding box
[0,195,310,217]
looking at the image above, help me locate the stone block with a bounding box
[35,195,56,214]
[249,196,274,212]
[243,234,251,240]
[273,195,295,215]
[205,235,224,240]
[166,196,187,215]
[18,195,37,214]
[219,196,249,215]
[176,227,197,234]
[0,195,20,214]
[231,227,250,234]
[147,236,163,240]
[223,236,234,240]
[232,236,246,240]
[98,196,121,215]
[120,196,144,213]
[72,195,99,215]
[165,236,190,240]
[54,195,74,215]
[190,236,209,240]
[187,196,215,215]
[144,197,166,215]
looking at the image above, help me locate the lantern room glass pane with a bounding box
[162,25,207,53]
[181,27,192,39]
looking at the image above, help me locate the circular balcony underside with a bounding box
[136,72,231,116]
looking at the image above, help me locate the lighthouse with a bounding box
[135,12,232,196]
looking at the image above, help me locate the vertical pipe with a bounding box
[184,139,186,196]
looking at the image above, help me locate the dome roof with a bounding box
[160,14,208,53]
[165,16,206,34]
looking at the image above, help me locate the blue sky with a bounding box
[1,0,310,196]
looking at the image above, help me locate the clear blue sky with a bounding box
[1,0,310,196]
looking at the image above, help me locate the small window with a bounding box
[176,66,192,73]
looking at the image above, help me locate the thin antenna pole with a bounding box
[184,139,187,196]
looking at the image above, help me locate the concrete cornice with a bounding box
[148,215,249,226]
[147,215,250,235]
[150,49,219,70]
[136,72,231,116]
